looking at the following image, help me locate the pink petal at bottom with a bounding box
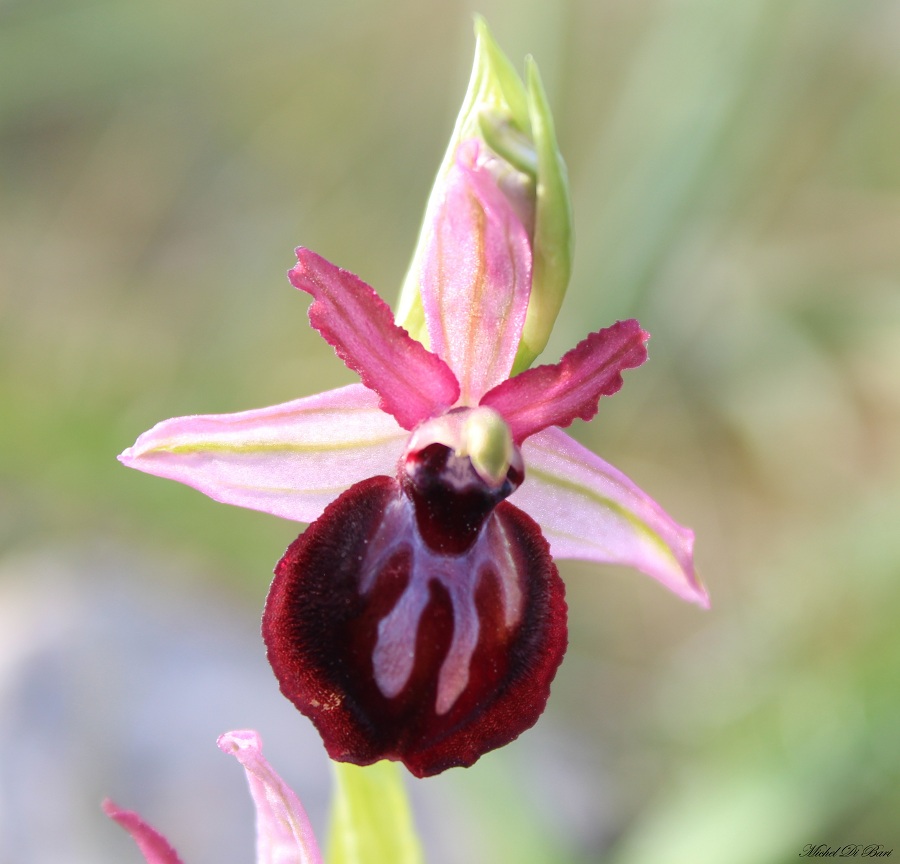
[512,426,708,608]
[217,730,323,864]
[102,800,185,864]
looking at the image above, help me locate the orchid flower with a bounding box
[119,21,707,779]
[104,730,322,864]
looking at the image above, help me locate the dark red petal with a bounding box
[480,319,649,443]
[262,475,567,778]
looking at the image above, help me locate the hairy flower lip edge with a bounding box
[263,477,568,778]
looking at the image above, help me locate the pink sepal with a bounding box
[481,319,649,443]
[118,383,406,525]
[217,730,323,864]
[511,426,708,608]
[421,140,532,404]
[289,248,460,429]
[102,799,185,864]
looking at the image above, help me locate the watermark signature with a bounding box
[800,846,893,858]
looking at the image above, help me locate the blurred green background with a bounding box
[2,0,900,862]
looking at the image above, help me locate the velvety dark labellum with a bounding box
[263,466,567,777]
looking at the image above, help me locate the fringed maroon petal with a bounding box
[262,475,567,778]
